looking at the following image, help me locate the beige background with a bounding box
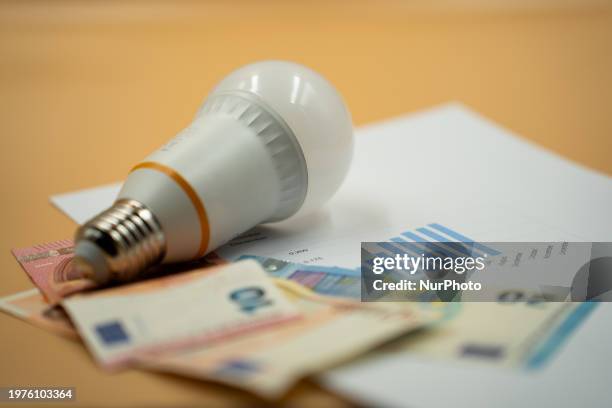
[1,1,611,406]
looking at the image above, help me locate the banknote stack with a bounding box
[1,240,430,397]
[1,239,596,398]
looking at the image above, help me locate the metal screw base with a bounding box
[75,199,166,282]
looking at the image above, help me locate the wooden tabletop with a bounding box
[1,1,611,406]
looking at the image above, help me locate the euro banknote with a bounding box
[0,275,430,397]
[360,300,597,370]
[62,260,301,370]
[238,255,361,298]
[137,279,429,398]
[242,255,597,370]
[11,239,225,303]
[11,239,97,304]
[0,288,77,339]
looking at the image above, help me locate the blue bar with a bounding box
[400,231,428,242]
[416,227,483,257]
[526,302,598,369]
[379,242,421,258]
[389,237,429,257]
[427,223,501,255]
[400,231,456,257]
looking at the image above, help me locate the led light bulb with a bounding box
[74,61,354,283]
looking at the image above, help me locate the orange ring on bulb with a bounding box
[130,161,210,258]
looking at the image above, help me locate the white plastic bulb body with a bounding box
[74,61,354,283]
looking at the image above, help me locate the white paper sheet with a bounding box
[50,182,122,225]
[49,102,612,407]
[326,301,612,408]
